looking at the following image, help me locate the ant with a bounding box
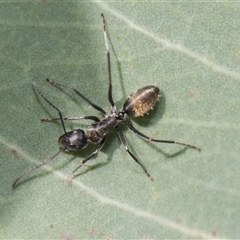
[13,14,200,188]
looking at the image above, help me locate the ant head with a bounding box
[58,129,88,151]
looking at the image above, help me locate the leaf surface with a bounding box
[1,2,240,239]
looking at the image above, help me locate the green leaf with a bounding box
[1,2,240,239]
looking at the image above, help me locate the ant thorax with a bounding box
[86,115,118,143]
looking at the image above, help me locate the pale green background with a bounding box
[1,2,240,239]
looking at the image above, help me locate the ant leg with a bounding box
[41,115,100,122]
[32,80,67,134]
[115,126,153,180]
[123,120,201,151]
[12,149,63,189]
[101,13,115,107]
[69,138,105,177]
[46,78,106,114]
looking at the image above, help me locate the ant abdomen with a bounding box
[123,86,160,117]
[58,129,87,151]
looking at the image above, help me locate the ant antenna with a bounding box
[12,149,63,188]
[101,13,115,108]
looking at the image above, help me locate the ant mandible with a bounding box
[13,14,200,188]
